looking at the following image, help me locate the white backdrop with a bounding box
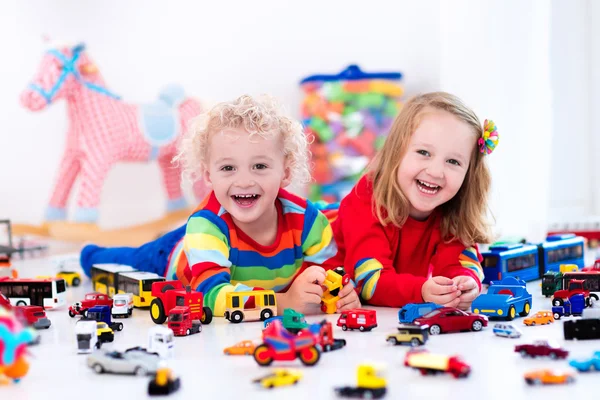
[0,0,597,242]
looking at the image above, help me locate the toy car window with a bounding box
[423,310,441,318]
[85,294,95,300]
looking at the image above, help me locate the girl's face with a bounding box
[396,108,476,220]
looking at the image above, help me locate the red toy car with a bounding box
[68,292,113,318]
[413,307,488,335]
[514,340,569,359]
[337,309,377,332]
[253,319,321,366]
[1,292,51,329]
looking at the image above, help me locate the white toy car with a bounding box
[112,293,134,318]
[492,323,522,338]
[87,349,160,376]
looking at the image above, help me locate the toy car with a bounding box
[224,340,255,356]
[472,277,532,320]
[564,308,600,340]
[569,351,600,372]
[68,292,113,318]
[56,271,81,287]
[148,367,181,396]
[404,350,471,378]
[253,368,303,389]
[337,309,378,332]
[96,321,114,344]
[398,303,442,324]
[111,293,134,318]
[492,323,522,338]
[523,311,554,326]
[524,369,575,385]
[88,349,161,375]
[413,307,488,335]
[386,324,429,347]
[514,340,568,359]
[334,364,387,399]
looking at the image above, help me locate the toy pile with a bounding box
[299,65,404,203]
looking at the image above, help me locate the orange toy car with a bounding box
[223,340,256,356]
[523,311,554,326]
[524,369,575,385]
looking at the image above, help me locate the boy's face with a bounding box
[396,109,475,220]
[203,129,291,231]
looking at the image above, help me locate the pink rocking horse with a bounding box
[20,43,207,226]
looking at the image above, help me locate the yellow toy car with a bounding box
[523,311,554,326]
[57,271,82,287]
[524,369,575,385]
[253,368,303,389]
[96,322,114,344]
[224,340,255,356]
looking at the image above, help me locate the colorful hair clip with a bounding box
[479,119,499,155]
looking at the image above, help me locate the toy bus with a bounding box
[90,264,136,296]
[481,234,584,284]
[224,290,277,323]
[116,271,165,308]
[0,276,67,309]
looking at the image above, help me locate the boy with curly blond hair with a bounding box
[80,95,360,316]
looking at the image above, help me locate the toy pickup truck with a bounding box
[404,350,471,378]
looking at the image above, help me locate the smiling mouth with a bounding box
[231,194,261,207]
[416,179,441,194]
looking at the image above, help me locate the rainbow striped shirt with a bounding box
[165,189,338,316]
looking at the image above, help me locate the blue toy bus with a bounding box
[481,234,584,284]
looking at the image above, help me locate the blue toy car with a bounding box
[569,351,600,372]
[472,276,532,320]
[552,294,585,320]
[398,303,443,324]
[492,323,522,338]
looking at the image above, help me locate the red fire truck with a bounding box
[149,281,212,325]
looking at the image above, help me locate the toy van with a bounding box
[398,303,443,324]
[112,293,133,318]
[337,309,377,332]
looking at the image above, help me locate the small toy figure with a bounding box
[75,319,100,354]
[386,324,429,347]
[404,350,471,379]
[148,367,181,396]
[0,308,35,384]
[523,369,575,385]
[492,323,522,338]
[253,368,303,389]
[337,309,377,332]
[514,340,568,359]
[523,311,554,326]
[334,364,387,399]
[223,340,255,356]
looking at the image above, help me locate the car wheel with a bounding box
[472,320,483,331]
[186,329,190,336]
[566,376,575,384]
[342,325,348,331]
[552,298,564,307]
[429,325,441,335]
[520,350,529,357]
[520,302,531,317]
[533,378,542,386]
[93,364,104,374]
[549,352,558,360]
[72,277,81,287]
[507,306,516,320]
[410,338,421,347]
[388,337,398,345]
[231,311,244,323]
[359,326,365,332]
[135,366,147,376]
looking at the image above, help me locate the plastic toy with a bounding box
[1,292,50,330]
[523,311,554,326]
[523,370,575,385]
[321,267,351,314]
[386,324,429,347]
[75,319,99,353]
[492,323,522,338]
[301,320,347,352]
[560,263,579,273]
[253,368,303,389]
[56,271,81,287]
[541,271,563,297]
[514,340,568,359]
[552,293,586,319]
[398,303,442,324]
[300,65,404,203]
[148,367,181,396]
[542,270,600,300]
[96,321,114,344]
[0,276,67,309]
[68,292,113,318]
[253,320,321,367]
[88,349,160,375]
[337,309,378,332]
[583,259,600,272]
[150,281,212,325]
[128,326,174,360]
[404,350,470,379]
[552,278,598,307]
[0,308,35,384]
[413,307,488,335]
[168,305,201,336]
[87,305,123,332]
[111,293,134,318]
[569,351,600,371]
[19,43,207,245]
[224,340,255,356]
[564,309,600,340]
[334,364,386,399]
[224,290,276,323]
[472,276,532,320]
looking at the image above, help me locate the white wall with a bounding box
[0,0,441,228]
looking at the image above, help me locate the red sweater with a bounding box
[330,176,484,307]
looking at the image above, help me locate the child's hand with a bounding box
[277,266,326,315]
[421,276,461,308]
[451,275,480,311]
[336,281,361,312]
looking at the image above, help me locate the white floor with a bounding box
[2,248,600,400]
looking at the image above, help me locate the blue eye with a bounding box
[417,150,430,156]
[447,159,461,166]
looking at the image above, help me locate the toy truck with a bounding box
[149,281,212,325]
[321,267,351,314]
[1,292,50,329]
[552,279,598,307]
[168,306,202,336]
[541,271,563,297]
[147,326,175,359]
[75,319,100,353]
[68,292,113,318]
[386,324,429,347]
[564,309,600,340]
[334,364,386,399]
[87,305,123,332]
[263,308,308,333]
[582,259,600,272]
[552,294,586,320]
[111,293,133,318]
[301,319,347,352]
[404,350,471,378]
[337,309,378,332]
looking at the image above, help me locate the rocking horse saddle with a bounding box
[139,84,186,149]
